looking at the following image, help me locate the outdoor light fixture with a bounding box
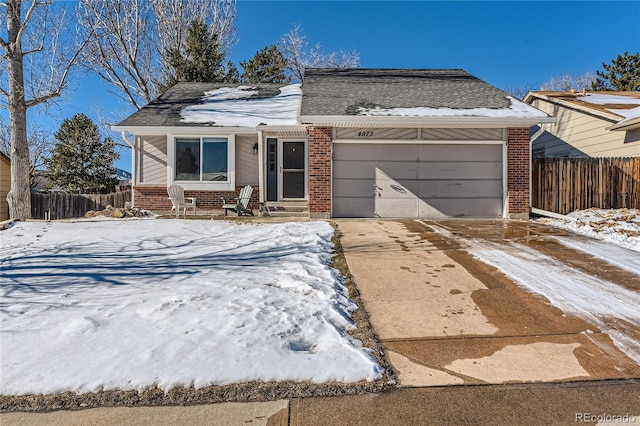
[252,143,259,155]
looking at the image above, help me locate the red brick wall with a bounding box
[134,186,259,212]
[507,128,530,217]
[307,127,332,217]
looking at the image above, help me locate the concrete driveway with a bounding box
[335,219,640,387]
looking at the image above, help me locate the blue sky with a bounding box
[12,0,640,172]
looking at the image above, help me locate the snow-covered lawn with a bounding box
[0,219,382,396]
[536,208,640,253]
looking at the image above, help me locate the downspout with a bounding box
[120,132,136,207]
[529,125,546,213]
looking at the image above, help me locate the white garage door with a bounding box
[333,143,504,218]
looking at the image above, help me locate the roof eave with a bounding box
[524,91,625,122]
[299,115,556,128]
[110,125,260,135]
[607,117,640,131]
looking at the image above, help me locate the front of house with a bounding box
[113,68,554,219]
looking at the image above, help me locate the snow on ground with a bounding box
[536,208,640,253]
[426,223,640,365]
[180,84,301,126]
[0,219,382,396]
[357,96,547,118]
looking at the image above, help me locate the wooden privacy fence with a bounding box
[532,158,640,215]
[31,190,132,220]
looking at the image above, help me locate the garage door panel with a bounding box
[418,144,502,162]
[375,198,419,217]
[332,143,504,218]
[418,161,502,180]
[333,179,374,197]
[417,179,503,198]
[334,161,417,180]
[375,163,418,180]
[333,197,374,217]
[418,198,503,218]
[335,144,418,161]
[375,178,419,199]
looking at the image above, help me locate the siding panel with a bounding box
[139,136,167,184]
[420,128,503,140]
[336,128,418,139]
[235,135,259,186]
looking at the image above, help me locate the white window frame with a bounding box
[167,133,236,191]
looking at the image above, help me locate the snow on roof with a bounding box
[608,106,640,120]
[575,93,640,106]
[180,84,302,126]
[356,96,547,118]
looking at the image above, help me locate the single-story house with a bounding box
[113,68,554,219]
[0,152,10,221]
[524,90,640,158]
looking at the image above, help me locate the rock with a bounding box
[113,208,125,219]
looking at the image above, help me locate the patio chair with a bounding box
[222,185,255,216]
[167,184,197,218]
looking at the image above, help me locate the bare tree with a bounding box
[78,0,237,111]
[541,72,596,91]
[0,117,52,189]
[278,24,360,82]
[1,0,87,220]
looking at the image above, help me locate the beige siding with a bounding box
[336,128,418,139]
[335,128,504,141]
[235,134,259,186]
[420,128,503,140]
[0,156,9,221]
[532,99,640,157]
[139,136,167,184]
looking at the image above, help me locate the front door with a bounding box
[266,138,278,201]
[280,141,306,199]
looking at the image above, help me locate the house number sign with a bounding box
[357,130,375,137]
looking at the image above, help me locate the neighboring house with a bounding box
[0,152,10,221]
[112,68,553,219]
[524,91,640,158]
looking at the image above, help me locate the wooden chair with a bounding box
[222,185,254,216]
[167,184,196,218]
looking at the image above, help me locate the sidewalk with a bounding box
[3,381,638,426]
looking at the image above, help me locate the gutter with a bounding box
[299,115,556,128]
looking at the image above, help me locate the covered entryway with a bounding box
[332,143,505,218]
[265,138,307,201]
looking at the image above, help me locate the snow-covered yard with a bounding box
[536,208,640,253]
[0,219,382,396]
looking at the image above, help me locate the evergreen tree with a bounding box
[592,52,640,91]
[241,45,290,84]
[161,18,238,91]
[46,114,118,193]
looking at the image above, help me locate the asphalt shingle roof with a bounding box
[115,69,529,128]
[115,83,290,127]
[300,68,511,116]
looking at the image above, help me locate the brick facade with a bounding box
[507,128,531,219]
[134,186,259,213]
[307,127,332,218]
